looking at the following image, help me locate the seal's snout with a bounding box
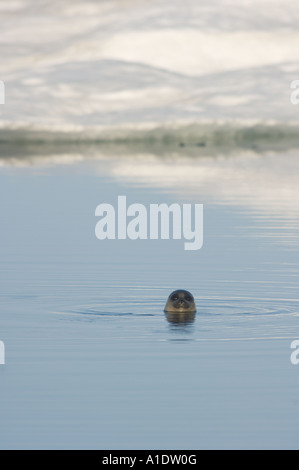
[164,289,196,313]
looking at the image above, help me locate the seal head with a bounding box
[164,289,196,313]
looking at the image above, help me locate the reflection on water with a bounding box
[61,305,197,330]
[164,310,196,326]
[1,145,299,247]
[1,146,299,450]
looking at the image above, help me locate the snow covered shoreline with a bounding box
[1,0,299,139]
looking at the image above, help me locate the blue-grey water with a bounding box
[0,149,299,449]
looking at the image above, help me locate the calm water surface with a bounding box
[0,150,299,449]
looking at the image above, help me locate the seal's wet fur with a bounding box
[164,290,196,313]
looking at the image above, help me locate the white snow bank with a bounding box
[1,0,299,138]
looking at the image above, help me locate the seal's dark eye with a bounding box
[185,295,192,302]
[171,295,178,301]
